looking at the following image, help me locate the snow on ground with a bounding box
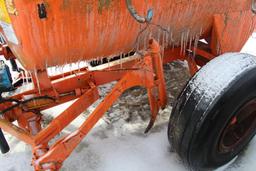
[0,36,256,171]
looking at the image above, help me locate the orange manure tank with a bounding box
[0,0,254,70]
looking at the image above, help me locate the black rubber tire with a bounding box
[168,53,256,170]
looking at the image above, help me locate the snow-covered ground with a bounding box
[0,35,256,171]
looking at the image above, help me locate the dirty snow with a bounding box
[0,36,256,171]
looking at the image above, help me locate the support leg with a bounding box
[145,87,159,133]
[149,39,167,109]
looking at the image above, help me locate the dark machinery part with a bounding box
[0,128,9,154]
[5,47,20,72]
[89,52,135,67]
[9,59,19,72]
[38,3,47,19]
[0,60,13,95]
[0,96,54,154]
[0,96,55,115]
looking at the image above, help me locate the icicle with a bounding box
[107,57,110,70]
[183,31,186,56]
[216,41,221,55]
[180,32,184,56]
[189,34,193,51]
[199,27,203,37]
[161,32,165,60]
[121,53,124,69]
[28,71,32,82]
[185,30,190,56]
[69,63,73,75]
[20,70,25,84]
[54,64,57,74]
[193,33,200,57]
[157,29,161,45]
[78,60,81,73]
[166,30,169,48]
[34,68,41,95]
[63,64,66,78]
[166,26,170,46]
[24,71,28,84]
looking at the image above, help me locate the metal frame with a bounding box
[0,39,169,170]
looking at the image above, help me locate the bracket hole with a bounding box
[37,3,47,19]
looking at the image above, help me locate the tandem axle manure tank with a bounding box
[0,0,253,70]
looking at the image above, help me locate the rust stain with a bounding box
[98,0,112,13]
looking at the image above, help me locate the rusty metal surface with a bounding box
[1,0,254,70]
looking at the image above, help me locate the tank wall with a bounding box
[1,0,252,70]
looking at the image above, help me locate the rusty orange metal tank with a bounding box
[0,0,253,70]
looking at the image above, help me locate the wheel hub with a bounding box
[219,99,256,153]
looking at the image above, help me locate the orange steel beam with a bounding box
[149,39,167,109]
[10,70,93,100]
[163,48,185,64]
[9,59,136,100]
[0,118,34,145]
[49,67,88,81]
[195,48,215,61]
[34,84,99,145]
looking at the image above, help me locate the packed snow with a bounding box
[0,36,256,171]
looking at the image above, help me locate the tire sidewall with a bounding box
[189,67,256,169]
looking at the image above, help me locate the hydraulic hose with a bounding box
[125,0,153,23]
[0,96,55,115]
